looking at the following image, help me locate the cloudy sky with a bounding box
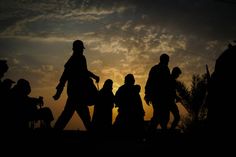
[1,0,236,130]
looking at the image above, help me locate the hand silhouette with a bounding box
[95,76,100,83]
[38,96,44,107]
[53,93,60,100]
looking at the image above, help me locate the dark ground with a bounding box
[2,129,233,156]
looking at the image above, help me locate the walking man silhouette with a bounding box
[53,40,100,131]
[144,54,170,131]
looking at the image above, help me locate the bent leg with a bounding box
[76,104,91,131]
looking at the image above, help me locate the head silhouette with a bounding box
[134,84,141,93]
[72,40,85,53]
[171,67,182,79]
[2,78,15,90]
[0,60,9,79]
[124,74,135,85]
[103,79,113,91]
[15,79,31,96]
[160,53,169,66]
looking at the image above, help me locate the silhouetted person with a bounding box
[133,84,145,135]
[134,85,145,122]
[144,53,170,131]
[0,78,15,98]
[114,74,145,135]
[9,79,54,130]
[206,43,236,133]
[0,60,11,104]
[0,60,8,81]
[169,67,182,130]
[0,60,10,102]
[0,79,15,130]
[53,40,100,131]
[92,79,115,132]
[0,60,10,130]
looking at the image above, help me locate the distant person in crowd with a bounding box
[144,54,171,131]
[92,79,115,132]
[169,67,182,129]
[114,74,145,135]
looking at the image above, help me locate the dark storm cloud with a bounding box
[121,0,236,40]
[0,0,132,37]
[1,0,235,39]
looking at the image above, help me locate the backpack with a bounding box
[84,78,99,106]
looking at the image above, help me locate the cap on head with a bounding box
[3,78,15,84]
[73,40,85,50]
[2,78,15,89]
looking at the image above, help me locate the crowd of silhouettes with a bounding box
[53,40,184,136]
[1,39,235,139]
[0,60,54,133]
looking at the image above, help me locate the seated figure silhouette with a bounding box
[206,43,236,133]
[53,40,100,131]
[9,79,54,130]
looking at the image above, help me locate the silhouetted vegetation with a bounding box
[176,74,208,132]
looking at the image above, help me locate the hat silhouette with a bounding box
[73,40,85,49]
